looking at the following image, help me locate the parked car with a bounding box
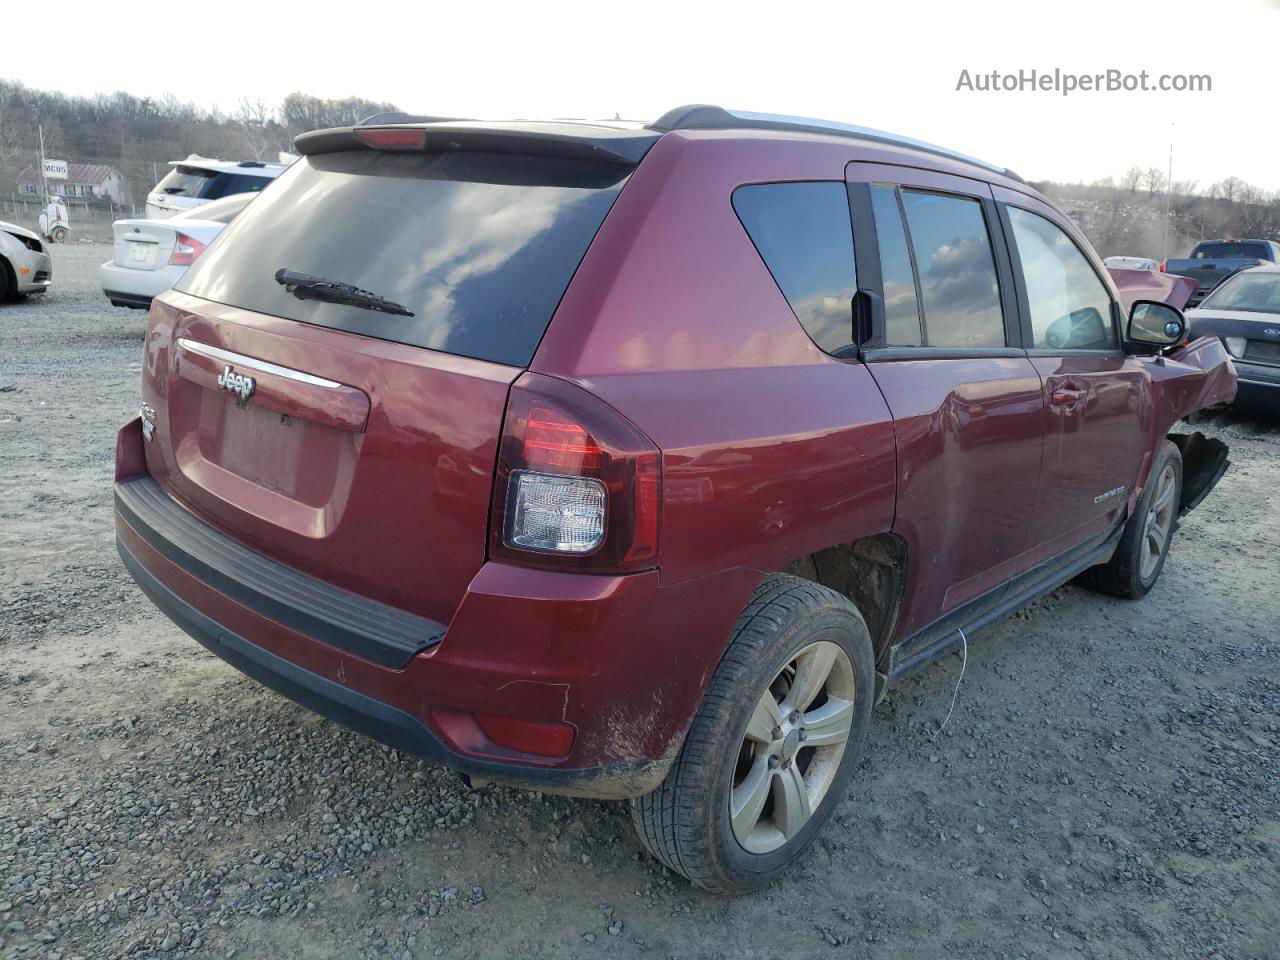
[1162,238,1280,307]
[1187,263,1280,411]
[145,155,289,219]
[101,193,256,310]
[113,106,1237,894]
[0,219,52,301]
[1104,255,1159,272]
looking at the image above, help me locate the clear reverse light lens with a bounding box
[1223,336,1247,359]
[507,471,607,554]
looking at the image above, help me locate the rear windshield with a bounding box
[175,151,629,366]
[156,166,273,200]
[1191,241,1271,260]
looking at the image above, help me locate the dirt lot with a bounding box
[2,244,1278,960]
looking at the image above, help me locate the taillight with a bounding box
[1158,259,1167,273]
[490,373,660,573]
[354,127,428,149]
[168,232,206,266]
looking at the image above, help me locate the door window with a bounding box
[899,191,1006,348]
[869,185,923,346]
[1007,206,1115,351]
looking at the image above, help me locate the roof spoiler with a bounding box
[295,121,660,165]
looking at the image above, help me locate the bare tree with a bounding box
[1142,167,1167,197]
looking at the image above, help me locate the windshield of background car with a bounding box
[174,150,630,366]
[1199,271,1280,313]
[1192,242,1270,260]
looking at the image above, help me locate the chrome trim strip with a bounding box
[176,338,342,389]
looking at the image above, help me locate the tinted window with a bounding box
[176,150,628,367]
[733,182,856,354]
[1007,206,1115,351]
[900,191,1005,348]
[155,166,214,197]
[869,185,922,346]
[1192,241,1271,260]
[1199,270,1280,312]
[155,166,273,200]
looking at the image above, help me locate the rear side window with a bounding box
[899,191,1005,348]
[176,150,629,367]
[732,182,856,354]
[1006,206,1114,351]
[869,185,923,346]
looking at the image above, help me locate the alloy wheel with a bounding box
[1140,463,1177,581]
[730,640,855,854]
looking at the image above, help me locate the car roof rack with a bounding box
[647,104,1024,183]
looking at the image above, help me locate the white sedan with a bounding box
[100,193,254,309]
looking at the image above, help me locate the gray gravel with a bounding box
[1,244,1278,959]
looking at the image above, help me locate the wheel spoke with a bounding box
[784,643,838,713]
[730,755,772,840]
[1153,477,1176,514]
[1148,521,1168,555]
[745,692,783,744]
[772,763,812,839]
[801,697,854,748]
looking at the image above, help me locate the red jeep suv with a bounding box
[114,105,1237,893]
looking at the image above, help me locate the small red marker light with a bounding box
[354,128,428,149]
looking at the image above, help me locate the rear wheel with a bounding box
[1082,440,1183,599]
[0,258,12,301]
[49,226,68,243]
[631,575,874,894]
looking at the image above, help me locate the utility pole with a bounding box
[38,123,48,205]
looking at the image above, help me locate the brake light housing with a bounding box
[490,373,660,573]
[1158,259,1167,273]
[169,232,206,266]
[355,127,429,150]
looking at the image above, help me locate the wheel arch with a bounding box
[777,532,907,664]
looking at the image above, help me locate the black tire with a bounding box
[0,258,12,302]
[631,574,875,894]
[1081,440,1183,600]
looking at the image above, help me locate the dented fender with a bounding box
[1128,337,1237,513]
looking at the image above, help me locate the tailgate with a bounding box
[141,292,518,624]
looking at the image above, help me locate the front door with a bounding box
[993,187,1147,565]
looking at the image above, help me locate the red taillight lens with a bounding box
[1158,259,1167,273]
[168,232,206,266]
[475,713,575,758]
[490,373,660,573]
[354,127,428,149]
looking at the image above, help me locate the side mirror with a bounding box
[1126,300,1186,350]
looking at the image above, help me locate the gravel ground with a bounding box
[1,244,1278,960]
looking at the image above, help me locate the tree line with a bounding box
[0,80,398,207]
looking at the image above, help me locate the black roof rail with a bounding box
[648,104,1024,183]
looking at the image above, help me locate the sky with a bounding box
[7,0,1280,191]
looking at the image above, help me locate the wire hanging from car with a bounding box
[933,628,967,739]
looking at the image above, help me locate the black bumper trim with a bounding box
[115,477,444,668]
[103,290,154,309]
[117,536,663,797]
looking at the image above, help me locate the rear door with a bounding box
[847,163,1044,640]
[994,187,1147,565]
[142,147,629,625]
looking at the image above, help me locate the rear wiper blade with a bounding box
[274,268,415,317]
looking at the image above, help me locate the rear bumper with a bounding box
[113,422,750,799]
[1231,360,1280,410]
[100,259,182,307]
